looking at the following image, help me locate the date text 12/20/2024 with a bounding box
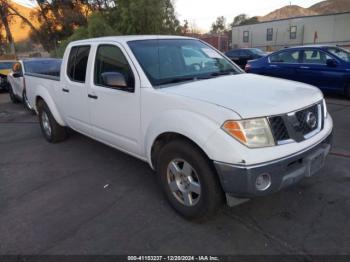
[127,256,220,261]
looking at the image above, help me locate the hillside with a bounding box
[310,0,350,14]
[259,5,317,22]
[1,0,39,42]
[260,0,350,22]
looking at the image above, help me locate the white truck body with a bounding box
[24,35,333,218]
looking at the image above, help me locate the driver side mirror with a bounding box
[13,72,23,78]
[326,59,338,67]
[101,72,133,91]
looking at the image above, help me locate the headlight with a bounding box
[323,99,328,119]
[222,118,275,148]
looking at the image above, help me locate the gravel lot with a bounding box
[0,93,349,256]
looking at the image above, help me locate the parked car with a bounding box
[0,60,16,92]
[25,36,333,220]
[225,48,267,69]
[245,45,350,99]
[7,58,61,111]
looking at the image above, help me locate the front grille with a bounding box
[268,102,323,144]
[295,104,319,135]
[269,116,290,142]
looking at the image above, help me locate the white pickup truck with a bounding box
[25,36,333,220]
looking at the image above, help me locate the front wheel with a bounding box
[37,100,68,143]
[157,139,224,221]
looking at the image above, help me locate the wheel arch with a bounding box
[35,91,66,127]
[149,132,219,175]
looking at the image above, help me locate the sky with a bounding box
[13,0,323,31]
[175,0,322,31]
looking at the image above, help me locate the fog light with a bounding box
[255,173,271,191]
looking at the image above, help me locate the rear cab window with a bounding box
[67,45,91,83]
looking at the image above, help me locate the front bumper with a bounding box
[214,133,333,198]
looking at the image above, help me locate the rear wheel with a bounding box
[37,100,68,143]
[157,139,224,221]
[8,84,19,104]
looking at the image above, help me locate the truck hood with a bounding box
[161,74,323,119]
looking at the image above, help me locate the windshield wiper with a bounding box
[158,77,198,86]
[210,70,236,77]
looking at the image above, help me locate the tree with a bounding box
[108,0,180,35]
[179,19,189,35]
[211,16,227,34]
[29,0,91,52]
[230,14,259,27]
[54,11,118,57]
[54,0,181,57]
[0,0,15,54]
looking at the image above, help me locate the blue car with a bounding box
[245,45,350,99]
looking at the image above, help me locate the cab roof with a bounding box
[70,35,195,46]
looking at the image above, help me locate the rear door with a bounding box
[264,49,301,81]
[87,42,141,155]
[61,45,92,135]
[297,49,344,91]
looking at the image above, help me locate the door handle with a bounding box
[88,94,98,99]
[299,66,310,69]
[269,65,278,68]
[62,88,69,93]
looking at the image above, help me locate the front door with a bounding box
[87,43,141,155]
[297,49,344,91]
[264,49,301,81]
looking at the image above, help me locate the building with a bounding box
[231,12,350,51]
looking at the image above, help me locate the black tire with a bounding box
[37,100,68,143]
[8,84,20,104]
[157,139,224,221]
[22,89,35,114]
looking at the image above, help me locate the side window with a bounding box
[243,31,249,43]
[267,28,273,41]
[94,45,135,90]
[302,50,332,64]
[270,50,300,63]
[67,45,90,83]
[290,26,297,39]
[67,47,77,80]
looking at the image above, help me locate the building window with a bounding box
[290,26,297,40]
[243,31,249,43]
[266,28,273,41]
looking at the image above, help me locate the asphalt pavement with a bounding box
[0,93,349,256]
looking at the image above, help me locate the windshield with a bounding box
[24,59,62,77]
[326,47,350,62]
[0,62,15,70]
[128,39,242,86]
[250,48,266,56]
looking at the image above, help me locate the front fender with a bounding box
[144,109,221,168]
[33,85,66,127]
